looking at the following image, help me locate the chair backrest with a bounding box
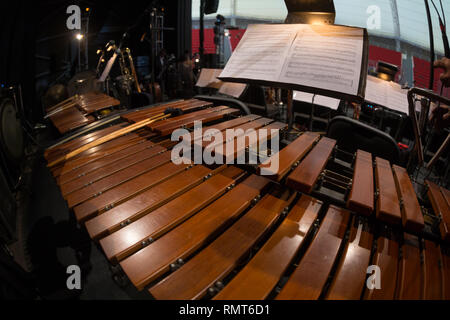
[327,116,401,164]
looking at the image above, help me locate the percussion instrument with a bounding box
[43,98,450,300]
[45,92,120,135]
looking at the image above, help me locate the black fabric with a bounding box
[327,116,401,165]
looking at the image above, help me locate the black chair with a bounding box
[327,116,403,165]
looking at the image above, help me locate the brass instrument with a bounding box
[124,48,142,93]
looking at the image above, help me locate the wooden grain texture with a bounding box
[122,99,212,123]
[364,232,399,300]
[66,152,171,208]
[286,137,336,194]
[199,117,273,149]
[325,218,373,300]
[276,206,350,300]
[216,122,287,162]
[113,175,269,288]
[375,157,402,226]
[431,184,450,242]
[258,132,320,181]
[423,240,444,300]
[392,165,425,233]
[85,165,214,240]
[100,167,245,263]
[61,145,165,197]
[51,131,153,176]
[442,246,450,299]
[73,162,190,223]
[396,234,423,300]
[45,123,127,160]
[347,150,374,216]
[57,139,156,185]
[183,115,262,144]
[155,107,240,136]
[214,195,322,300]
[148,193,289,297]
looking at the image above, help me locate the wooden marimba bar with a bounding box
[44,98,450,300]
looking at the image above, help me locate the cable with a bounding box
[439,0,446,27]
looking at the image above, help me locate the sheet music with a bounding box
[220,24,300,82]
[293,91,341,110]
[279,25,364,96]
[365,75,409,114]
[218,82,247,98]
[220,24,365,98]
[195,68,223,89]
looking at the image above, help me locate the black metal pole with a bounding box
[199,0,205,68]
[425,0,435,90]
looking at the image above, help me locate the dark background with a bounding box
[0,0,192,122]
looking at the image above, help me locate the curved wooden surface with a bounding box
[115,175,270,288]
[276,206,350,300]
[364,231,399,300]
[214,195,322,300]
[426,181,450,242]
[392,165,425,233]
[286,137,336,194]
[66,152,171,208]
[423,240,444,299]
[347,150,374,216]
[375,157,402,226]
[100,167,244,262]
[258,132,319,182]
[57,139,157,185]
[396,234,423,300]
[149,193,291,298]
[325,217,373,300]
[73,162,190,223]
[85,165,214,240]
[61,145,165,197]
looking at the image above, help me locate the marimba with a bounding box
[44,98,450,300]
[46,92,121,134]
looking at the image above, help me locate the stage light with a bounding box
[284,0,335,25]
[96,49,101,55]
[376,61,398,82]
[224,29,230,37]
[76,33,84,40]
[195,58,200,63]
[86,8,90,12]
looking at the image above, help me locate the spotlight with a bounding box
[76,33,84,40]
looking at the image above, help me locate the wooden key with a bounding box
[100,166,245,262]
[199,117,273,150]
[375,157,402,226]
[57,140,157,185]
[422,240,444,299]
[66,152,171,208]
[73,162,190,223]
[276,206,351,300]
[347,150,374,216]
[258,132,320,181]
[364,230,399,300]
[218,122,287,162]
[85,165,216,240]
[396,233,423,300]
[426,181,450,242]
[112,175,269,286]
[61,145,165,197]
[442,246,450,299]
[148,193,291,297]
[51,131,153,176]
[45,123,126,159]
[392,165,425,233]
[325,217,373,300]
[286,137,337,194]
[214,195,322,300]
[183,115,262,144]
